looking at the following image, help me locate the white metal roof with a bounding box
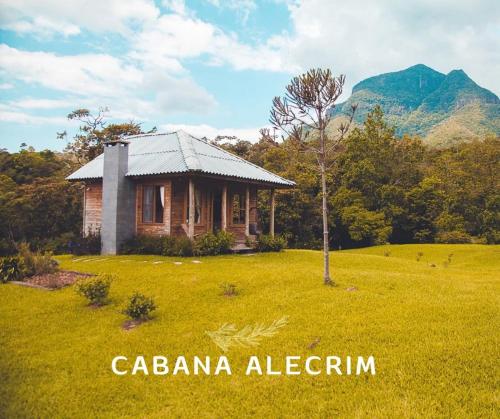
[66,130,295,187]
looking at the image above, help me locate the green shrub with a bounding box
[0,256,25,283]
[195,231,234,256]
[220,282,238,297]
[122,234,195,256]
[0,239,17,257]
[18,242,58,277]
[122,234,163,255]
[123,292,156,320]
[162,236,194,256]
[161,236,177,256]
[195,232,219,256]
[173,237,194,257]
[482,230,500,244]
[75,274,113,306]
[435,231,472,244]
[122,231,235,257]
[215,230,235,252]
[254,234,287,252]
[42,232,78,254]
[69,231,101,255]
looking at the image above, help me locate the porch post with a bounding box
[270,188,275,237]
[188,178,195,239]
[245,186,250,237]
[221,184,227,231]
[165,180,172,236]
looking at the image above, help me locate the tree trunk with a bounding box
[318,117,333,286]
[321,162,333,286]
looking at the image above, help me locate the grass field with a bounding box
[1,244,498,418]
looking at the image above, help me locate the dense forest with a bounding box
[0,107,498,255]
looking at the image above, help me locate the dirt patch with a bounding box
[22,270,94,290]
[307,337,321,349]
[88,302,107,309]
[122,319,148,330]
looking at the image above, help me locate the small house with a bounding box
[67,131,295,254]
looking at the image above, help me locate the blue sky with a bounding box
[0,0,499,151]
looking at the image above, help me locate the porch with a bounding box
[133,176,278,244]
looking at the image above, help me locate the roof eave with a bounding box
[126,171,295,188]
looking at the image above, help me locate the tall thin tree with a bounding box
[270,68,356,285]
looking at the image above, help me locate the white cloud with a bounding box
[0,44,217,120]
[130,13,289,73]
[0,0,159,36]
[11,98,75,109]
[0,44,142,97]
[205,0,257,23]
[162,0,188,16]
[0,0,288,73]
[1,0,498,138]
[277,0,500,97]
[0,83,14,89]
[2,16,80,38]
[0,110,68,125]
[160,123,262,141]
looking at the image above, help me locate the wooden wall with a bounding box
[83,177,260,242]
[136,180,172,236]
[83,183,102,235]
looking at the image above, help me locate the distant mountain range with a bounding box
[330,64,500,146]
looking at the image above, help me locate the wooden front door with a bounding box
[211,189,222,232]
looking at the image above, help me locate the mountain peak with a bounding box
[330,64,499,145]
[407,63,441,73]
[448,68,466,75]
[350,64,445,109]
[446,69,470,80]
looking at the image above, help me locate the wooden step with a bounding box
[230,243,254,254]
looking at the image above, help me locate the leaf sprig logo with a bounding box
[205,316,289,352]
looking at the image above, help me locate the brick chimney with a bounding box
[101,139,136,255]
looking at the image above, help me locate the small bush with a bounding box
[122,234,163,255]
[435,231,472,244]
[254,234,287,252]
[416,251,424,261]
[195,231,234,256]
[383,250,391,257]
[482,230,500,244]
[215,230,234,252]
[43,232,79,254]
[123,232,235,257]
[122,235,195,256]
[0,239,17,257]
[123,292,156,320]
[18,242,58,277]
[123,231,233,257]
[220,282,238,297]
[75,274,112,306]
[69,231,102,255]
[0,256,25,283]
[161,236,177,256]
[171,237,194,257]
[194,232,219,256]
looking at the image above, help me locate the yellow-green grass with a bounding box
[0,244,498,418]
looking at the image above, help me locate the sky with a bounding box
[0,0,499,152]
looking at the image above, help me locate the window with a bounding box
[142,185,164,223]
[232,193,246,224]
[186,188,202,224]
